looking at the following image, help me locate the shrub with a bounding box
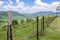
[26,18,33,23]
[20,19,25,24]
[12,20,18,27]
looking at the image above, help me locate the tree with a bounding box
[12,20,18,27]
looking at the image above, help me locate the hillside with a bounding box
[0,16,60,40]
[23,11,57,17]
[0,11,60,19]
[0,11,26,19]
[36,16,60,40]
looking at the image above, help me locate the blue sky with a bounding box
[1,0,60,6]
[20,0,35,6]
[0,0,60,13]
[42,0,60,4]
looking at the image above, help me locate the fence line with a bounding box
[0,12,60,40]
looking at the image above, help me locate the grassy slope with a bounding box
[39,16,60,40]
[0,16,60,40]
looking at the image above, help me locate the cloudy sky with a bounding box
[0,0,60,13]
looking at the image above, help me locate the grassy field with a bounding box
[0,16,60,40]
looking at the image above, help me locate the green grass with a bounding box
[0,16,60,40]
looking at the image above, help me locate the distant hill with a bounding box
[23,11,55,17]
[32,11,54,16]
[0,11,26,19]
[23,11,60,17]
[0,11,60,19]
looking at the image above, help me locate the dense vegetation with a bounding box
[0,11,60,40]
[0,15,60,40]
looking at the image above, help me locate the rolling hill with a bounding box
[23,11,58,17]
[0,11,26,20]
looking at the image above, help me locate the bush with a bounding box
[12,20,18,27]
[26,19,33,23]
[20,19,25,24]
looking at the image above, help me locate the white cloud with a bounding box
[17,2,25,8]
[9,0,13,4]
[48,2,60,12]
[0,1,4,8]
[16,0,20,3]
[0,0,60,13]
[0,1,4,5]
[2,0,24,11]
[17,0,60,13]
[35,0,41,5]
[31,0,60,12]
